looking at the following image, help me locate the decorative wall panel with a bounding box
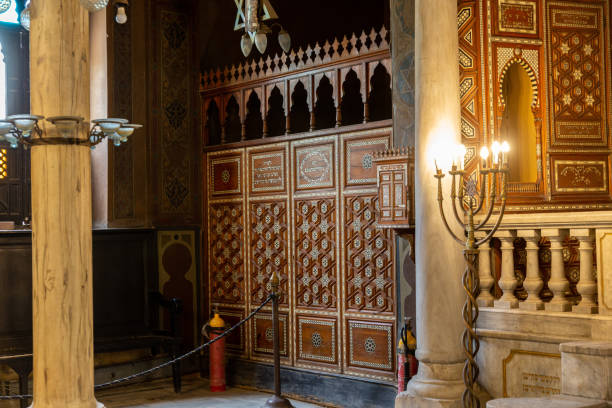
[205,126,395,381]
[547,2,608,148]
[553,158,608,194]
[294,143,335,191]
[209,203,245,305]
[346,320,394,372]
[295,198,338,310]
[249,201,289,305]
[344,195,394,313]
[495,0,538,36]
[344,136,390,187]
[252,312,289,357]
[297,315,337,366]
[217,308,246,354]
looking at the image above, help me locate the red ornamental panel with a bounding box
[249,201,289,306]
[210,203,245,303]
[345,195,394,313]
[295,198,337,309]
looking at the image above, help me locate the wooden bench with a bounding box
[0,293,184,408]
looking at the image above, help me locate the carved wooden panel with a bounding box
[547,2,608,148]
[494,0,539,37]
[296,315,337,366]
[294,142,335,191]
[249,149,286,195]
[552,157,609,194]
[344,195,395,313]
[210,155,242,196]
[249,201,289,306]
[209,203,245,304]
[346,320,394,373]
[218,309,246,354]
[295,198,337,310]
[252,312,289,357]
[343,134,390,187]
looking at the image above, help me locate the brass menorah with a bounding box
[434,141,510,408]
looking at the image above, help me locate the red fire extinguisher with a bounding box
[203,312,226,392]
[397,317,417,393]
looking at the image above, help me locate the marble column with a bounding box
[396,0,465,406]
[571,228,598,314]
[30,0,102,407]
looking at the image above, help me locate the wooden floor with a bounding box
[97,375,325,408]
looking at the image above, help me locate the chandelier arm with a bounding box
[474,171,498,230]
[436,176,465,245]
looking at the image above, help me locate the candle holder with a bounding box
[434,141,510,408]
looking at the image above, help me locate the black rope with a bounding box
[0,295,273,400]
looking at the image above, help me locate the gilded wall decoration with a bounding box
[160,11,191,213]
[554,160,608,193]
[497,0,537,35]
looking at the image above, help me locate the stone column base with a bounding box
[395,361,464,408]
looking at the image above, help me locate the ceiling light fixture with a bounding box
[234,0,291,57]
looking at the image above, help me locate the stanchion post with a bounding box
[262,270,294,408]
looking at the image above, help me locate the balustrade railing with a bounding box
[477,212,608,315]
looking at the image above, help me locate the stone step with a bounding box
[486,396,607,408]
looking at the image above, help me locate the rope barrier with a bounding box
[0,294,273,400]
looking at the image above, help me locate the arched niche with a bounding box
[500,63,538,183]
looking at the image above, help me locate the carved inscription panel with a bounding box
[295,198,338,309]
[497,0,538,35]
[553,159,608,193]
[295,143,335,190]
[503,350,561,397]
[250,150,286,194]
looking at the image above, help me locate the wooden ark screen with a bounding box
[204,125,396,381]
[458,0,612,211]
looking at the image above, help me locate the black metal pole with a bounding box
[262,271,294,408]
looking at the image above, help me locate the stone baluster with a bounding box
[571,228,598,314]
[543,228,571,312]
[494,230,519,309]
[518,229,544,310]
[476,232,494,307]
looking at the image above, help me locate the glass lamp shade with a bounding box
[92,119,123,136]
[0,121,12,142]
[46,116,83,139]
[0,0,11,14]
[20,7,30,31]
[254,30,267,54]
[4,133,18,148]
[7,114,43,138]
[278,29,291,53]
[117,123,142,142]
[241,33,253,57]
[115,6,127,24]
[79,0,109,12]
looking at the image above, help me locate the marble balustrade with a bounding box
[476,212,610,316]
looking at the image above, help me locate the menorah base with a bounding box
[261,395,295,408]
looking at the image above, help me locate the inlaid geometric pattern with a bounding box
[250,201,289,305]
[0,149,6,179]
[344,195,394,313]
[550,15,603,121]
[347,320,393,371]
[210,203,245,303]
[295,198,337,309]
